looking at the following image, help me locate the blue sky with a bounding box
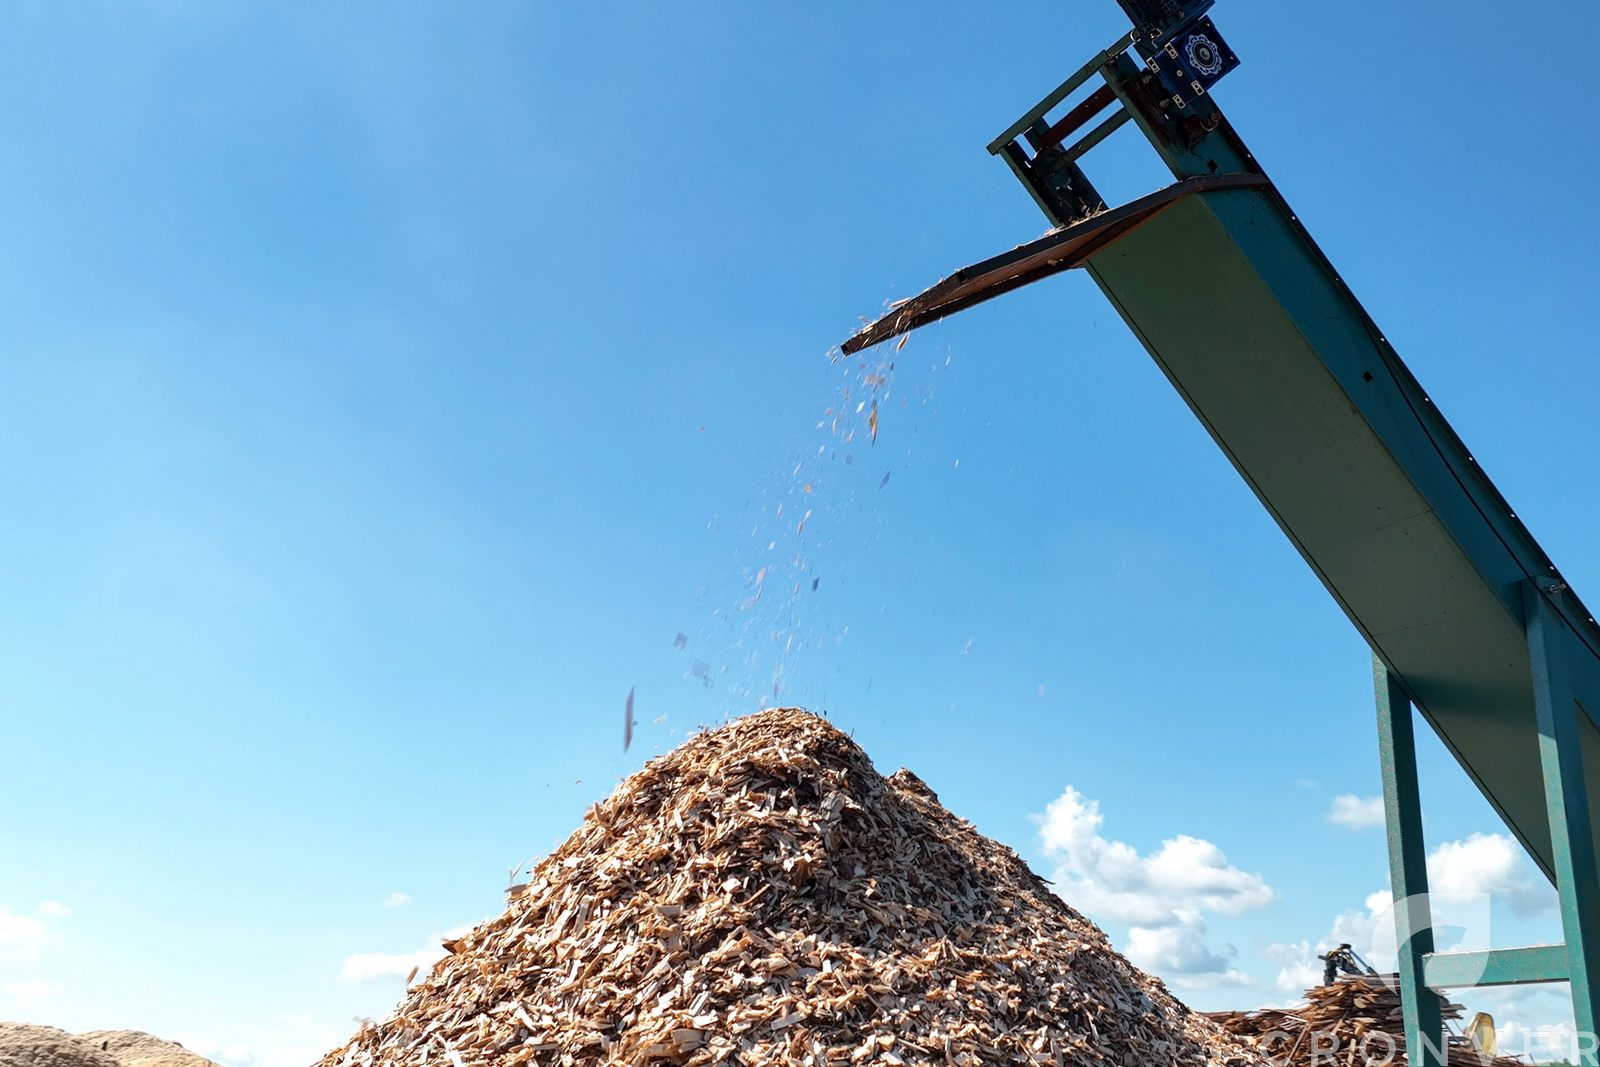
[1,1,1596,1064]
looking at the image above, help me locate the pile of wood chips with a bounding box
[319,708,1265,1067]
[1205,975,1529,1066]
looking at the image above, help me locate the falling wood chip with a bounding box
[317,708,1263,1067]
[623,687,635,752]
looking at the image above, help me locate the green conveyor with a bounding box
[843,8,1600,1058]
[1086,176,1600,888]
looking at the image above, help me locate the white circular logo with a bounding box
[1185,34,1224,77]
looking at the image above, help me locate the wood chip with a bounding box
[317,709,1263,1067]
[1205,974,1527,1067]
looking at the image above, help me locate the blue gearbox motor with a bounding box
[1147,16,1240,110]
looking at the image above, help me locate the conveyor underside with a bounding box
[1081,185,1600,881]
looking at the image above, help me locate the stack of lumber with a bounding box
[319,708,1264,1067]
[1205,975,1528,1066]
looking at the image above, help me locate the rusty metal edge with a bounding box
[840,172,1269,355]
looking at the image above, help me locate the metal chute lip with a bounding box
[840,171,1269,356]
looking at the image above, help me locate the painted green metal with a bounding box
[985,31,1136,154]
[842,5,1600,1039]
[1526,580,1600,1057]
[1422,945,1570,989]
[1068,71,1600,1051]
[1063,108,1133,163]
[1375,660,1445,1067]
[1078,158,1600,893]
[839,175,1265,356]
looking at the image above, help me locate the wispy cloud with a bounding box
[1036,786,1273,925]
[381,892,411,909]
[340,946,444,984]
[1263,939,1324,993]
[1326,794,1384,830]
[1,978,62,998]
[1124,913,1252,989]
[1034,785,1271,987]
[182,1036,258,1066]
[1428,832,1554,915]
[1266,831,1554,999]
[0,901,67,965]
[340,920,479,986]
[1500,1020,1577,1063]
[0,906,49,946]
[1473,987,1578,1063]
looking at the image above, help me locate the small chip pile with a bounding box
[0,1025,218,1067]
[1205,975,1528,1066]
[320,708,1263,1067]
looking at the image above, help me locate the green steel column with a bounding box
[1374,657,1445,1067]
[1524,580,1600,1061]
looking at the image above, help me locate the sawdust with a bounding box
[0,1026,121,1067]
[79,1032,217,1067]
[319,708,1262,1066]
[0,1026,215,1067]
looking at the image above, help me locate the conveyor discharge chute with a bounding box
[842,4,1600,1062]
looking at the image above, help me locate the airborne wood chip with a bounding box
[319,708,1263,1067]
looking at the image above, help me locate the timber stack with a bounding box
[1205,975,1529,1066]
[318,708,1263,1067]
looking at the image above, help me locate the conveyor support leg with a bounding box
[1525,580,1600,1063]
[1375,657,1446,1067]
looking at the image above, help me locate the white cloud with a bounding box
[1501,1019,1578,1062]
[182,1037,257,1066]
[1320,879,1502,967]
[382,892,411,909]
[1466,987,1578,1062]
[1264,940,1324,993]
[1,978,62,998]
[1034,786,1269,989]
[0,906,48,946]
[1036,786,1274,926]
[1124,913,1252,989]
[1329,889,1395,964]
[1327,795,1384,830]
[176,1016,349,1067]
[1268,833,1553,1003]
[1427,833,1554,915]
[0,899,69,966]
[339,946,444,984]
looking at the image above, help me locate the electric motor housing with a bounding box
[1147,16,1240,109]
